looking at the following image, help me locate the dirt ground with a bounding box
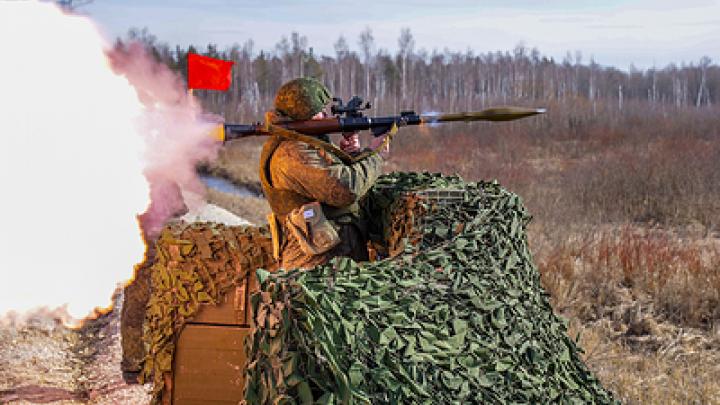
[0,291,152,404]
[0,201,252,405]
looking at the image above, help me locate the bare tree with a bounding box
[697,56,712,107]
[398,28,414,103]
[334,35,349,97]
[134,26,719,121]
[275,36,291,82]
[290,32,308,78]
[358,27,375,101]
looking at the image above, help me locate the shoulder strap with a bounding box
[260,123,376,219]
[267,124,356,164]
[259,136,312,218]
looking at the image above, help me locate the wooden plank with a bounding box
[191,277,248,326]
[172,325,251,404]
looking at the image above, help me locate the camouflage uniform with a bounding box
[262,136,383,269]
[261,78,384,269]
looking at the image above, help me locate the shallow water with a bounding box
[199,174,257,197]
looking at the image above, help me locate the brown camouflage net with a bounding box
[139,222,273,403]
[383,193,424,257]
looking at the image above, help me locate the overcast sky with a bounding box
[82,0,720,70]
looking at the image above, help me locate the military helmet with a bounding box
[274,77,332,120]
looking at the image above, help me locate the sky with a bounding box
[81,0,720,70]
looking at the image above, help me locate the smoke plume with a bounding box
[107,42,221,240]
[0,1,220,322]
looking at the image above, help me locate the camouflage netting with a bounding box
[139,223,273,402]
[244,172,617,404]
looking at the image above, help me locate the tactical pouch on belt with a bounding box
[286,202,340,255]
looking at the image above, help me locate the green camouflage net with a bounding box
[140,222,273,403]
[244,172,617,404]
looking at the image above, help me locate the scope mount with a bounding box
[331,96,371,118]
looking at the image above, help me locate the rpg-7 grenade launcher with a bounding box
[211,96,546,142]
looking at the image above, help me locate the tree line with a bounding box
[118,27,719,122]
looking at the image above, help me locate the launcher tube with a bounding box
[219,106,545,142]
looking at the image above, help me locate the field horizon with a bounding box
[206,96,720,404]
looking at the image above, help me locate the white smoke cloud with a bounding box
[107,42,221,239]
[0,1,220,321]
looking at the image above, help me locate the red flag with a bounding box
[187,53,234,91]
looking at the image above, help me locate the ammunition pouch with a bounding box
[259,122,363,261]
[286,202,341,256]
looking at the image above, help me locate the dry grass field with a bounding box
[207,100,720,404]
[534,225,720,404]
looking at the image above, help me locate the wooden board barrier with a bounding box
[167,280,252,404]
[170,324,251,404]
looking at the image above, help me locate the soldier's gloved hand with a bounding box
[340,132,361,154]
[369,133,391,158]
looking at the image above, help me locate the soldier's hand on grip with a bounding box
[339,132,361,154]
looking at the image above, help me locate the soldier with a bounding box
[260,77,390,269]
